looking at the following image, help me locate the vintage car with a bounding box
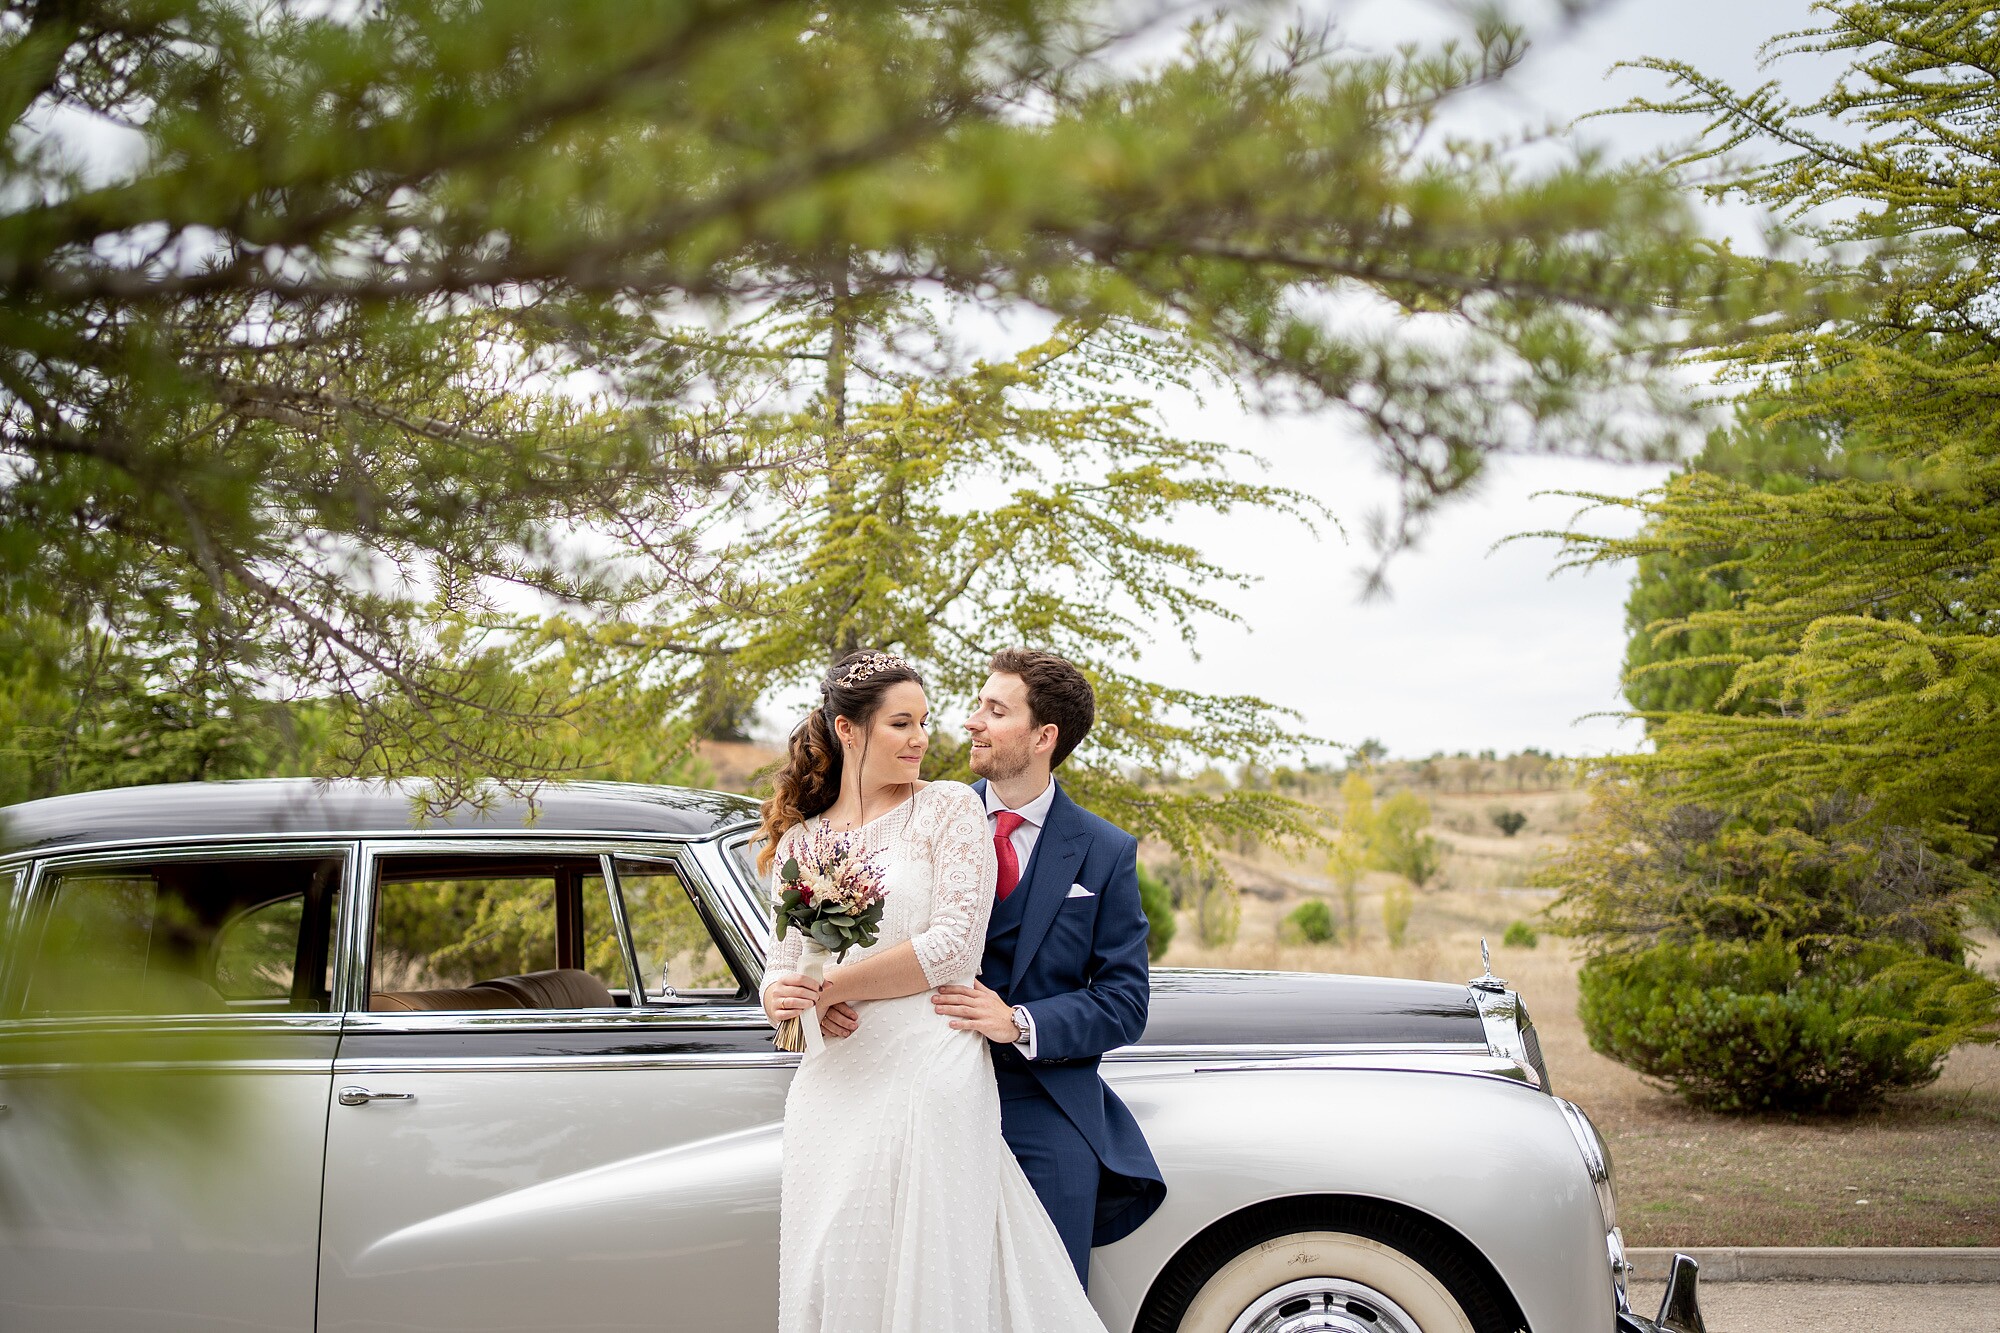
[0,778,1704,1333]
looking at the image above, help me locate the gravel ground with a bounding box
[1623,1279,2000,1331]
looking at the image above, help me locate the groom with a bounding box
[932,648,1166,1285]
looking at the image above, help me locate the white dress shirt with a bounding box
[984,775,1057,874]
[982,777,1060,1059]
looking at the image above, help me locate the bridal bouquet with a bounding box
[771,827,890,1053]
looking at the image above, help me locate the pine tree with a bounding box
[0,1,1747,813]
[1558,1,2000,876]
[1617,402,1839,726]
[1539,2,2000,1108]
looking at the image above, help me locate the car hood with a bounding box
[1137,968,1487,1049]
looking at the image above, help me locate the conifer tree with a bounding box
[1559,1,2000,878]
[0,1,1752,819]
[1541,3,2000,1110]
[1617,401,1837,726]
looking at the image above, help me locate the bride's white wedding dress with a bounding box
[761,779,1109,1333]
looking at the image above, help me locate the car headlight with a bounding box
[1554,1097,1630,1310]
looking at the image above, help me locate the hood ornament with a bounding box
[1470,937,1507,993]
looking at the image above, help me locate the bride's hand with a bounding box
[764,973,820,1026]
[814,964,861,1040]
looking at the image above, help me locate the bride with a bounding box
[757,649,1109,1332]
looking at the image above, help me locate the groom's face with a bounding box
[965,671,1052,782]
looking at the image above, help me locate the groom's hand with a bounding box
[933,980,1017,1043]
[820,1001,860,1039]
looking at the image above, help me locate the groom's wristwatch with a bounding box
[1009,1005,1032,1045]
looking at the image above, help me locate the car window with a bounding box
[25,856,343,1017]
[616,859,744,1001]
[368,855,624,1013]
[727,837,765,908]
[213,895,306,1000]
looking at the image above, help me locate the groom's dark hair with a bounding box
[988,648,1095,769]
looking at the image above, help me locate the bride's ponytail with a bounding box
[755,649,926,874]
[757,709,841,874]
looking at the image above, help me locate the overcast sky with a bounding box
[1115,0,1826,763]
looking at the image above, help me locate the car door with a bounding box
[316,837,791,1333]
[0,844,348,1333]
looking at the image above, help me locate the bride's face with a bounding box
[841,680,930,788]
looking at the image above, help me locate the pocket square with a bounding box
[1065,884,1095,898]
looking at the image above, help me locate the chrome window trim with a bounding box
[2,841,357,1021]
[6,1059,337,1076]
[0,860,33,1015]
[336,1001,771,1035]
[0,1011,344,1036]
[598,853,649,1005]
[696,831,772,976]
[671,839,767,989]
[346,836,760,1017]
[0,821,757,869]
[335,1051,798,1075]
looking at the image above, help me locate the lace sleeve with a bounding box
[908,782,997,988]
[758,824,805,1001]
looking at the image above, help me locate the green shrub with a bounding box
[1372,790,1443,887]
[1284,897,1336,944]
[1136,865,1177,961]
[1381,881,1413,948]
[1490,808,1527,837]
[1157,858,1238,947]
[1195,881,1240,947]
[1579,936,1999,1115]
[1502,920,1538,949]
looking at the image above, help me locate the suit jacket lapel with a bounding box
[1009,784,1090,991]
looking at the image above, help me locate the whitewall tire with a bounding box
[1177,1229,1476,1333]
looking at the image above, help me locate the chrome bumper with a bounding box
[1615,1253,1706,1333]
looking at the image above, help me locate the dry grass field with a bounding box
[1156,785,2000,1248]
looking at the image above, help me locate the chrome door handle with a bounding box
[338,1086,415,1107]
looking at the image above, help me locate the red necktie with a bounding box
[993,811,1026,901]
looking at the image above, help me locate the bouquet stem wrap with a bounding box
[773,941,830,1055]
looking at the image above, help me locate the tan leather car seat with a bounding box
[473,968,614,1010]
[370,986,525,1012]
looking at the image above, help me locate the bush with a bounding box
[1196,881,1240,947]
[1490,808,1527,837]
[1157,858,1239,947]
[1381,881,1413,948]
[1502,920,1538,949]
[1284,897,1336,944]
[1372,790,1443,888]
[1136,865,1177,961]
[1579,936,1999,1115]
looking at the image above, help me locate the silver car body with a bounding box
[0,780,1680,1332]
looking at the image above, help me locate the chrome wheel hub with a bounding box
[1227,1277,1425,1333]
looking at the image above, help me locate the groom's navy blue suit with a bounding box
[973,778,1166,1283]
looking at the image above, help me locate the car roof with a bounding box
[0,778,761,857]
